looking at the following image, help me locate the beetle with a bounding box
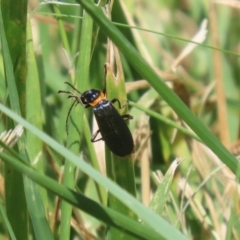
[58,82,134,157]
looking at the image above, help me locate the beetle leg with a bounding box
[110,98,133,121]
[111,98,129,109]
[91,129,103,142]
[121,114,133,121]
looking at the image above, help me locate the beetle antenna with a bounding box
[64,82,82,94]
[65,99,78,134]
[58,84,84,134]
[58,90,72,95]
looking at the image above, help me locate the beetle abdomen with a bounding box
[93,100,134,157]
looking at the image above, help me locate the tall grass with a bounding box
[0,0,239,239]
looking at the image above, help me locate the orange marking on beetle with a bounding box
[89,92,105,106]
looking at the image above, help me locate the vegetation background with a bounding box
[0,0,240,239]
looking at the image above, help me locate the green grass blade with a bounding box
[129,101,201,142]
[0,6,54,240]
[54,5,79,239]
[26,19,54,240]
[0,150,163,240]
[104,44,137,239]
[51,4,71,54]
[56,2,99,239]
[0,202,16,240]
[0,9,21,115]
[24,178,54,240]
[0,5,28,239]
[149,160,181,215]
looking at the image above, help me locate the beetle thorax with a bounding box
[81,89,105,107]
